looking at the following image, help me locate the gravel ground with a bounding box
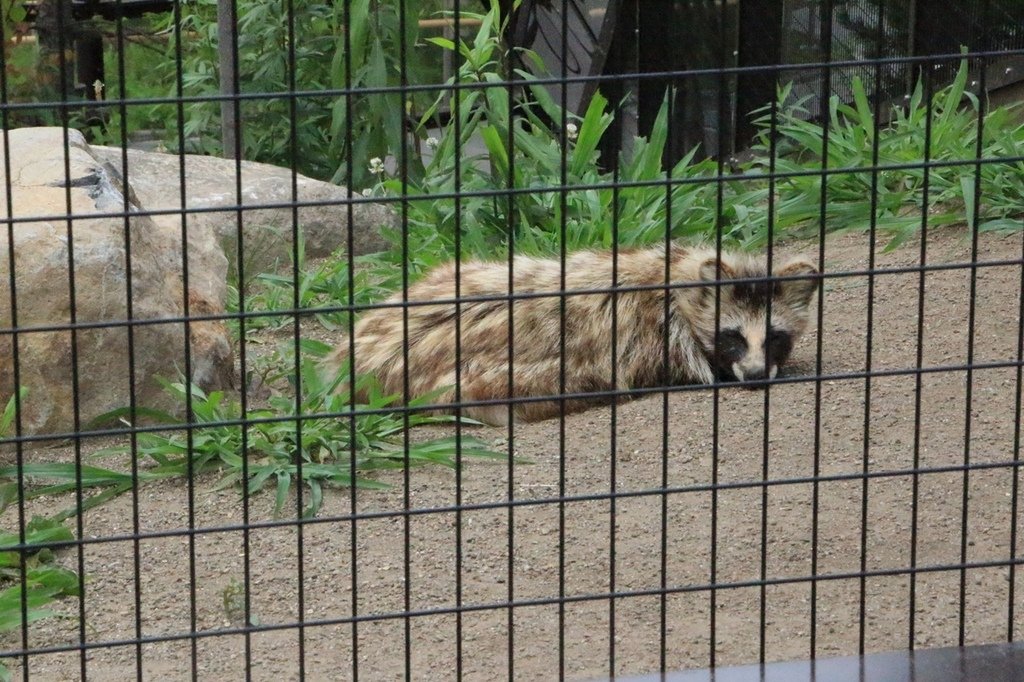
[4,228,1024,681]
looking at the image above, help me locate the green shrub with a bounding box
[0,517,78,641]
[230,234,396,333]
[751,62,1024,249]
[93,347,504,519]
[154,0,445,184]
[375,31,1023,265]
[0,391,80,682]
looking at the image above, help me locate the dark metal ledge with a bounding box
[620,643,1024,682]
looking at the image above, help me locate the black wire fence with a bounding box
[1,0,1024,679]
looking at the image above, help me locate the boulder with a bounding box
[0,128,233,439]
[91,145,394,276]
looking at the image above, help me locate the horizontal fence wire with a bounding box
[1,0,1023,679]
[0,151,1022,227]
[4,257,1024,338]
[4,554,1024,661]
[0,452,1022,556]
[3,355,1024,449]
[0,46,1021,112]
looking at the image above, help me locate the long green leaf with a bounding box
[0,387,27,439]
[961,174,976,230]
[851,76,874,143]
[274,471,291,519]
[570,91,611,176]
[480,125,509,180]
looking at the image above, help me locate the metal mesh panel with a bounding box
[1,0,1023,679]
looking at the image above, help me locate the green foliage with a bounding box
[94,352,504,519]
[153,0,338,177]
[376,0,722,261]
[154,0,439,183]
[0,387,25,441]
[752,61,1024,250]
[327,0,435,187]
[0,506,79,682]
[0,389,81,679]
[1,0,27,23]
[0,40,65,129]
[231,235,395,333]
[378,29,1024,265]
[3,319,501,528]
[2,25,175,145]
[89,37,177,147]
[221,577,256,626]
[0,517,78,635]
[1,387,172,521]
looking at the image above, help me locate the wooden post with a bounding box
[34,0,76,107]
[217,0,238,159]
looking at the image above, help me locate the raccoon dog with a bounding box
[324,244,820,425]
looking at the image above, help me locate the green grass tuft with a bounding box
[91,352,504,519]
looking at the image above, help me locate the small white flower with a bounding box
[368,157,385,175]
[425,136,440,150]
[361,188,373,197]
[565,123,579,141]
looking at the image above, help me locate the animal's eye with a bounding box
[715,329,748,358]
[765,328,793,362]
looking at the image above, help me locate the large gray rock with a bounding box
[0,128,233,439]
[91,145,394,276]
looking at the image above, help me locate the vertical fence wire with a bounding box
[166,0,200,674]
[606,8,630,673]
[51,5,89,678]
[284,0,307,669]
[342,2,360,679]
[959,1,991,646]
[810,0,834,659]
[503,9,519,679]
[451,3,465,678]
[399,2,413,679]
[709,0,732,668]
[857,1,887,654]
[557,1,569,678]
[0,0,28,676]
[1010,169,1024,645]
[659,73,674,677]
[908,61,935,652]
[225,0,254,671]
[608,102,621,681]
[757,68,779,666]
[110,3,145,676]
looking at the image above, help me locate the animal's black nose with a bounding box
[744,368,768,383]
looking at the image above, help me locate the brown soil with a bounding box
[4,229,1024,681]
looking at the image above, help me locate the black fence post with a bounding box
[75,30,104,101]
[735,0,783,149]
[597,0,637,166]
[635,0,688,164]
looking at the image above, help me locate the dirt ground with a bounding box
[4,228,1024,681]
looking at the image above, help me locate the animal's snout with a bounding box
[732,361,774,386]
[742,367,768,383]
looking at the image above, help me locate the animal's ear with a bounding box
[697,257,736,283]
[774,258,820,309]
[697,257,736,302]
